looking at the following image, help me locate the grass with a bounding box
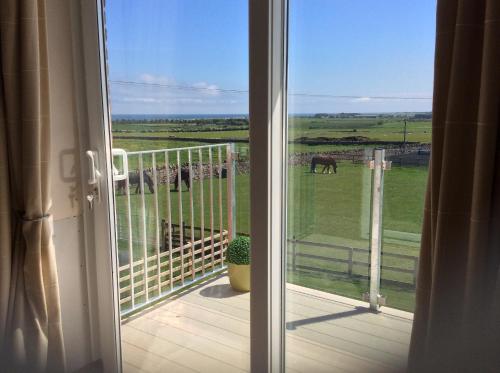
[289,117,431,143]
[113,118,432,145]
[114,161,427,312]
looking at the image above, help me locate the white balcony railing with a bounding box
[113,143,236,316]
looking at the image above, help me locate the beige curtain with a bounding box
[0,0,65,372]
[408,0,500,372]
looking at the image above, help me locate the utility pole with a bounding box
[403,119,407,147]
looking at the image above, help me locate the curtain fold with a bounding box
[408,0,500,371]
[0,0,65,372]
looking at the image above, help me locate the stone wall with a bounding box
[135,143,431,184]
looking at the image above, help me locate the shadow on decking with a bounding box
[286,306,370,330]
[199,284,244,298]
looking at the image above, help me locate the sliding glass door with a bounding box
[284,0,435,371]
[103,1,251,372]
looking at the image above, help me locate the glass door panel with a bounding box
[103,1,250,371]
[285,0,436,371]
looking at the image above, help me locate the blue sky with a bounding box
[106,0,436,115]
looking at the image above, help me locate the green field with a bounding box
[113,115,429,312]
[113,116,431,144]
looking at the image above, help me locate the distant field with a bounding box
[112,117,432,145]
[112,117,431,167]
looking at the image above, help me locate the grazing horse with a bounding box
[171,167,191,191]
[310,155,338,174]
[115,170,155,194]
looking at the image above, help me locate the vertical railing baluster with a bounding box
[177,150,184,285]
[226,143,236,241]
[165,151,173,291]
[218,146,224,266]
[198,148,205,275]
[152,153,161,296]
[209,148,215,270]
[188,150,195,280]
[138,153,149,302]
[125,156,135,308]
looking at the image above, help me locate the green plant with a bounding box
[227,236,251,265]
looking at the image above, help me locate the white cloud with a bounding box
[109,73,247,114]
[122,97,162,103]
[352,97,372,102]
[138,73,174,85]
[192,81,220,96]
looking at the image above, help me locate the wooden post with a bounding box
[161,219,166,252]
[348,247,353,276]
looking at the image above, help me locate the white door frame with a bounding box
[249,0,288,372]
[76,0,122,371]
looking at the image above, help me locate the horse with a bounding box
[170,167,190,191]
[115,170,155,194]
[310,155,338,174]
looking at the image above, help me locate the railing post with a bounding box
[226,143,237,241]
[369,148,386,311]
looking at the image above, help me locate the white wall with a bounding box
[47,0,93,371]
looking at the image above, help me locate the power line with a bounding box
[110,80,248,94]
[109,80,433,100]
[290,92,432,100]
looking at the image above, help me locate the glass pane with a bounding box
[285,0,436,371]
[104,1,250,371]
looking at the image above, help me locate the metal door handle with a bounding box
[85,150,101,209]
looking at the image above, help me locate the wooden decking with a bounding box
[121,274,413,373]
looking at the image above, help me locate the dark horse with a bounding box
[116,170,155,194]
[170,167,190,191]
[310,155,338,174]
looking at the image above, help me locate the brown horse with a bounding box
[310,155,338,174]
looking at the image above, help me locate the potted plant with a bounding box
[227,236,251,292]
